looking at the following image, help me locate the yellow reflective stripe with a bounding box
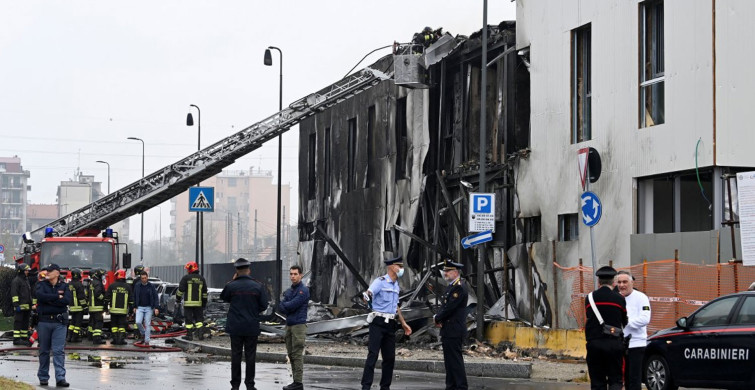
[195,322,203,328]
[12,296,19,302]
[32,298,37,305]
[19,304,30,310]
[188,283,193,302]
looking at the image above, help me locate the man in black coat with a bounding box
[220,258,269,390]
[433,259,469,390]
[585,266,628,390]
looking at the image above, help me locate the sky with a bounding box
[0,1,516,243]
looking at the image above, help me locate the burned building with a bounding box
[297,21,551,327]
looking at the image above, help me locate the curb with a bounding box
[173,339,531,379]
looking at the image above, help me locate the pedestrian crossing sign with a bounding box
[189,187,214,212]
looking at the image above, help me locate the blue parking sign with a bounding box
[469,193,495,232]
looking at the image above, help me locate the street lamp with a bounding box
[95,160,110,195]
[264,45,283,305]
[127,136,145,266]
[186,104,203,274]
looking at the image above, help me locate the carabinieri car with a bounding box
[644,291,755,390]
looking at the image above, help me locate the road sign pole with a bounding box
[586,175,598,289]
[476,0,488,343]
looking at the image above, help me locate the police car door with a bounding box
[674,296,740,384]
[721,295,755,386]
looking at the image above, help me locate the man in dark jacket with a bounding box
[221,258,269,390]
[585,266,628,390]
[11,263,32,346]
[36,263,72,387]
[433,259,469,390]
[279,265,310,390]
[133,270,159,345]
[87,268,107,344]
[66,269,87,343]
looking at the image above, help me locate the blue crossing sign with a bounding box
[461,230,493,249]
[581,191,602,227]
[189,187,215,212]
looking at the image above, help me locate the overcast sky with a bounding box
[0,1,515,242]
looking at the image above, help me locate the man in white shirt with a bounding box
[616,270,651,390]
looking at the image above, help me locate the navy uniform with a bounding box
[585,266,628,390]
[220,258,269,390]
[11,264,32,346]
[177,261,208,341]
[66,269,87,343]
[87,268,107,344]
[106,270,133,345]
[361,256,410,390]
[434,259,469,390]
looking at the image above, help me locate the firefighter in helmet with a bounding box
[10,263,32,346]
[177,261,208,341]
[87,268,107,344]
[106,269,133,345]
[66,269,87,343]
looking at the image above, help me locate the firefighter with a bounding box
[106,269,133,345]
[177,261,208,341]
[28,270,47,346]
[66,269,87,343]
[11,263,33,346]
[87,268,107,344]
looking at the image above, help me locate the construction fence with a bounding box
[556,259,755,335]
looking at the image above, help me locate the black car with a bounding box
[644,291,755,390]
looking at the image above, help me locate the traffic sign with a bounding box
[0,244,4,253]
[189,187,215,212]
[461,230,493,249]
[469,193,495,232]
[581,191,602,227]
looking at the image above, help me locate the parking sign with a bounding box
[469,193,495,232]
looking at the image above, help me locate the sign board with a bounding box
[189,187,215,212]
[736,172,755,265]
[0,253,4,262]
[578,148,590,191]
[469,193,495,233]
[461,230,493,249]
[0,244,4,253]
[581,191,602,227]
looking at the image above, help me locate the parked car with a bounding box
[644,291,755,390]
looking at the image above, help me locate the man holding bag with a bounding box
[584,266,627,390]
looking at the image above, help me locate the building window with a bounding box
[571,24,591,143]
[558,213,579,241]
[522,216,541,243]
[308,133,316,200]
[227,178,237,187]
[395,97,408,180]
[637,170,712,233]
[324,127,331,197]
[366,105,376,188]
[347,118,357,192]
[640,0,665,128]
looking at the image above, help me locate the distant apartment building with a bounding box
[171,167,291,263]
[0,156,30,242]
[56,170,129,239]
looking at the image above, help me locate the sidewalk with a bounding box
[173,336,585,381]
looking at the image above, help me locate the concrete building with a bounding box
[26,204,57,232]
[56,170,129,240]
[515,1,755,326]
[0,156,30,247]
[171,167,291,264]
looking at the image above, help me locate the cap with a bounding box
[595,266,617,278]
[442,259,464,271]
[46,263,61,272]
[234,258,251,269]
[384,255,403,266]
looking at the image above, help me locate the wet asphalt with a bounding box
[0,340,589,390]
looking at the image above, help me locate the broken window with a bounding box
[680,172,712,232]
[637,170,712,233]
[571,24,591,143]
[558,213,579,241]
[347,117,357,192]
[366,105,376,188]
[324,127,331,197]
[639,0,665,128]
[395,97,408,181]
[308,132,316,200]
[523,216,541,243]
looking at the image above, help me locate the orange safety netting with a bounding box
[555,259,755,334]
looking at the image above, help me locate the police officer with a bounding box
[36,263,72,387]
[220,258,269,390]
[87,268,107,344]
[433,259,469,390]
[360,255,413,390]
[177,261,208,341]
[11,263,32,346]
[66,269,87,343]
[585,266,627,390]
[106,269,133,345]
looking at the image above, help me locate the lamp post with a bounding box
[127,137,145,266]
[264,46,283,305]
[186,104,203,274]
[95,160,110,195]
